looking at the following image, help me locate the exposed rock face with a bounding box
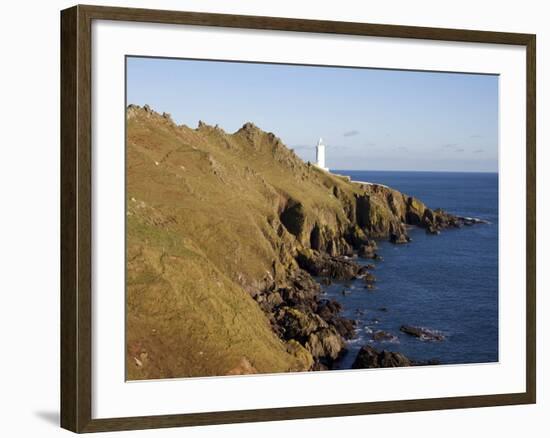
[252,267,356,367]
[363,272,376,284]
[352,346,412,368]
[296,249,362,280]
[125,104,476,379]
[306,329,346,363]
[257,248,376,368]
[390,226,411,244]
[280,200,307,238]
[317,300,356,340]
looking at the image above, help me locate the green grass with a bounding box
[125,105,417,379]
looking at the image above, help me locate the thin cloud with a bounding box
[343,130,360,137]
[364,142,376,147]
[329,144,350,149]
[473,149,484,153]
[395,146,409,152]
[441,143,472,153]
[470,134,482,139]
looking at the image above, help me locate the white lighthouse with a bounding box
[315,138,329,172]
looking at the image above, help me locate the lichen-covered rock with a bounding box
[316,300,356,339]
[406,196,427,225]
[356,194,401,238]
[389,222,411,244]
[305,328,345,363]
[345,225,371,248]
[363,272,376,284]
[390,232,410,244]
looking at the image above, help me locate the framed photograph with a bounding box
[60,4,536,433]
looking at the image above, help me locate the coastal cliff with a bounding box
[126,104,465,379]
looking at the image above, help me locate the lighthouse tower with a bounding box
[315,138,329,172]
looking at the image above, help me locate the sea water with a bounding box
[327,170,499,368]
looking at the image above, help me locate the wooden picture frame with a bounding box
[61,4,536,433]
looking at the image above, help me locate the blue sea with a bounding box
[328,170,499,368]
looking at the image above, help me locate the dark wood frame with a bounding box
[61,4,536,433]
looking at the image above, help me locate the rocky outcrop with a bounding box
[363,272,376,284]
[357,240,379,259]
[372,330,399,343]
[317,299,356,340]
[306,329,346,363]
[296,249,362,281]
[252,267,357,368]
[274,305,347,366]
[400,325,445,341]
[352,346,412,368]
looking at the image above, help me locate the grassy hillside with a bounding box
[126,104,456,379]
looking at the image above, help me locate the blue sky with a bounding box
[127,57,498,172]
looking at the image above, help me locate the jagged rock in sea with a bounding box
[400,325,445,341]
[363,272,376,284]
[372,330,399,343]
[296,249,362,280]
[357,240,378,258]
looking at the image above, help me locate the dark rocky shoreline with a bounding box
[253,208,481,370]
